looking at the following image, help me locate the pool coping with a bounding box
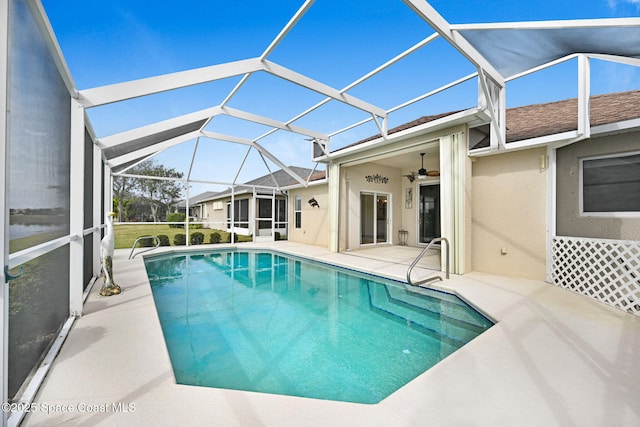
[24,241,640,426]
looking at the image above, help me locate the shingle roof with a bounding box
[242,166,324,188]
[338,110,465,150]
[505,90,640,143]
[339,90,640,151]
[186,166,326,205]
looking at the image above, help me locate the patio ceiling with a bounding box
[45,0,640,187]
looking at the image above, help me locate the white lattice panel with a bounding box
[552,236,640,316]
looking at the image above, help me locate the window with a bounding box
[581,151,640,216]
[226,199,249,228]
[294,195,302,228]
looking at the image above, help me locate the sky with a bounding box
[41,0,640,195]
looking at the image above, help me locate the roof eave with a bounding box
[469,117,640,157]
[321,108,490,163]
[591,117,640,138]
[280,178,328,191]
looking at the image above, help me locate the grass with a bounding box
[114,224,252,249]
[9,230,66,253]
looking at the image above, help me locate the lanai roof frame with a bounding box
[4,4,640,425]
[31,0,640,191]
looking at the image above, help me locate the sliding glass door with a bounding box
[360,192,389,245]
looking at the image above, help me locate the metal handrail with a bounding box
[129,235,160,259]
[406,237,450,287]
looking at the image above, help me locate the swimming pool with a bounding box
[144,249,493,404]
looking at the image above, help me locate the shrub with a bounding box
[167,212,186,228]
[210,232,221,244]
[174,233,186,246]
[137,236,156,247]
[189,223,203,229]
[157,234,170,246]
[190,232,204,245]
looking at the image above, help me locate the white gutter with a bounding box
[319,108,490,163]
[469,117,640,158]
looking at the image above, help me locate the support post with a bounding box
[545,146,557,283]
[69,98,84,316]
[327,163,341,253]
[439,135,454,271]
[577,54,591,139]
[230,188,235,244]
[185,185,190,246]
[439,131,470,274]
[93,143,102,277]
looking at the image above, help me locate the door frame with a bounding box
[416,181,441,246]
[359,191,392,246]
[254,193,275,242]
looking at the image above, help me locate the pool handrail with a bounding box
[406,237,450,287]
[129,235,160,259]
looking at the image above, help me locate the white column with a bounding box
[69,98,85,316]
[577,55,591,139]
[271,189,275,242]
[93,143,102,277]
[452,131,471,274]
[327,163,341,252]
[104,165,112,217]
[185,185,190,246]
[439,135,454,271]
[230,188,235,244]
[439,131,470,275]
[545,146,557,283]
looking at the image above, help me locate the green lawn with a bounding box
[114,224,252,249]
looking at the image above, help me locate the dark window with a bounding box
[294,195,302,228]
[582,152,640,214]
[227,199,249,227]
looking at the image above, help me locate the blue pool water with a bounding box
[144,249,493,404]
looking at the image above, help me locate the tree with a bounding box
[112,175,136,222]
[130,160,185,222]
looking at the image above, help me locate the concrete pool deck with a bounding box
[24,241,640,426]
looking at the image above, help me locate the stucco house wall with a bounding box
[201,198,227,229]
[471,147,548,280]
[341,162,403,250]
[288,185,329,247]
[556,132,640,240]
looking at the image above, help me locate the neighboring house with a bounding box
[286,91,640,308]
[184,167,326,241]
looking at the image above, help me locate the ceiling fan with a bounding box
[403,153,438,182]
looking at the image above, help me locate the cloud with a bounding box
[608,0,640,9]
